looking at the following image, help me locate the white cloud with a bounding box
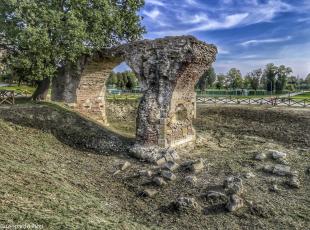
[143,8,160,20]
[178,13,208,24]
[145,0,165,7]
[153,13,249,35]
[240,36,292,46]
[185,0,198,5]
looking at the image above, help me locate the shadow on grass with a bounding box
[0,101,135,156]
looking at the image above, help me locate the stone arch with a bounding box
[51,36,217,152]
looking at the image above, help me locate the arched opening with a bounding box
[105,62,140,137]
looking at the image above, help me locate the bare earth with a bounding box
[0,103,309,229]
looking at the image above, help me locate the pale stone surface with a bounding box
[269,184,280,192]
[244,172,255,179]
[270,150,287,159]
[161,170,177,181]
[185,175,198,185]
[273,164,291,176]
[141,189,158,198]
[226,194,244,212]
[255,152,267,161]
[139,170,153,178]
[263,164,275,173]
[183,159,205,173]
[51,36,217,153]
[175,197,199,211]
[120,161,131,171]
[163,161,179,171]
[205,191,228,203]
[223,176,243,195]
[153,177,167,186]
[287,176,300,188]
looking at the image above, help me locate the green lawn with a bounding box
[291,92,310,100]
[0,85,36,95]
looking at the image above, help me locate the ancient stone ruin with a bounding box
[51,36,217,157]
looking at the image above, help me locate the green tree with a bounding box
[263,63,278,92]
[226,68,243,89]
[196,66,216,92]
[245,69,262,91]
[0,0,145,100]
[126,71,137,90]
[215,74,226,89]
[276,65,292,92]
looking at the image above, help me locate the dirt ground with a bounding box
[0,103,309,229]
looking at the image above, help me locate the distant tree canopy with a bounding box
[108,71,138,90]
[226,68,243,89]
[196,66,216,92]
[197,64,305,92]
[0,0,145,99]
[262,63,292,92]
[244,69,262,91]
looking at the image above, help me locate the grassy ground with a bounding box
[0,85,35,95]
[0,103,309,229]
[291,92,310,100]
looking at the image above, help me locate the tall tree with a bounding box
[196,66,216,92]
[276,65,292,92]
[0,0,145,100]
[245,69,262,91]
[215,74,226,89]
[226,68,243,89]
[263,63,278,92]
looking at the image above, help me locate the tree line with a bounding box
[107,71,138,90]
[196,64,310,92]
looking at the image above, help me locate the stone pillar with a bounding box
[123,36,217,150]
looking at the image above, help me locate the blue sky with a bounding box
[116,0,310,78]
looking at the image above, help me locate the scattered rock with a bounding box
[205,191,228,203]
[141,189,158,198]
[306,167,310,175]
[189,159,205,173]
[163,161,179,171]
[273,164,291,176]
[269,150,287,159]
[287,176,300,188]
[277,158,289,165]
[269,184,280,192]
[153,177,167,186]
[161,170,177,181]
[139,170,153,178]
[226,194,244,212]
[223,176,243,195]
[163,148,180,161]
[263,164,274,173]
[175,197,199,211]
[244,172,255,179]
[120,161,131,171]
[255,153,267,161]
[113,170,121,175]
[290,170,299,177]
[156,157,166,166]
[185,175,198,185]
